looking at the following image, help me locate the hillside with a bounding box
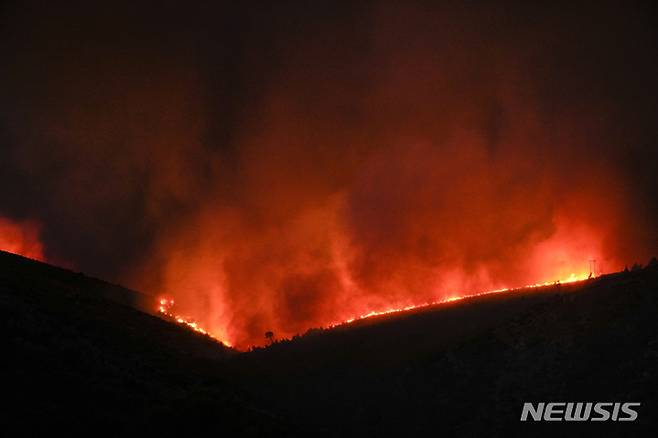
[0,251,293,436]
[2,249,657,436]
[233,267,658,436]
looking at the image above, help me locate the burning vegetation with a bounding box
[1,3,657,349]
[157,297,232,347]
[157,270,594,348]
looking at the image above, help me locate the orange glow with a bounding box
[156,268,593,349]
[327,270,591,329]
[329,273,594,327]
[2,0,655,359]
[0,217,44,261]
[157,297,232,347]
[140,195,620,350]
[127,19,642,350]
[142,194,619,350]
[133,132,635,350]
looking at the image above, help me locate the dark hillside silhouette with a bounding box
[0,250,293,436]
[2,250,658,436]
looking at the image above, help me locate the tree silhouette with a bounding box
[265,331,274,344]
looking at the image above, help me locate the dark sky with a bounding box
[1,1,657,346]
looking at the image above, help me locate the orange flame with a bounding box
[0,217,44,261]
[156,269,593,349]
[157,297,232,347]
[327,271,591,328]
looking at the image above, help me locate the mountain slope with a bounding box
[2,249,657,436]
[231,267,658,437]
[0,251,294,436]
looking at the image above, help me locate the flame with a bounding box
[156,269,593,349]
[327,271,591,328]
[157,298,232,347]
[0,217,44,261]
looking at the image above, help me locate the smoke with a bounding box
[0,217,43,261]
[1,1,657,347]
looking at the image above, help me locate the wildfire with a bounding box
[156,270,593,349]
[157,298,232,347]
[0,217,44,261]
[327,271,591,328]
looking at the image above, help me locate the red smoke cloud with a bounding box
[2,2,657,348]
[135,6,649,348]
[0,217,44,261]
[136,124,631,348]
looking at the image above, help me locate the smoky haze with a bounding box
[1,1,657,347]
